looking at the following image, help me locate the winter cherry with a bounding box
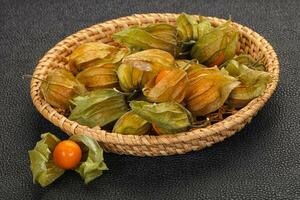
[53,140,82,170]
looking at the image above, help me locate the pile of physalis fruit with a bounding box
[28,13,271,187]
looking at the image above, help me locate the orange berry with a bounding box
[53,140,82,170]
[209,52,225,67]
[152,123,161,135]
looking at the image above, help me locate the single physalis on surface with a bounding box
[53,140,82,169]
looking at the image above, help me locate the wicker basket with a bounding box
[30,13,279,156]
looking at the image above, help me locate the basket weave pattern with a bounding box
[30,13,279,156]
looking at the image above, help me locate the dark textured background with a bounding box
[1,0,299,199]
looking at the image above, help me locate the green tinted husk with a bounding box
[69,89,128,127]
[70,135,108,184]
[130,101,193,134]
[112,111,151,135]
[28,133,64,187]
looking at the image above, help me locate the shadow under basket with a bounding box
[30,13,279,156]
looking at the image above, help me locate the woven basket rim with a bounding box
[30,13,279,154]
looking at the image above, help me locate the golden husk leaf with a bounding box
[112,24,177,55]
[186,66,240,116]
[41,68,86,109]
[175,59,207,71]
[117,49,175,92]
[143,68,188,103]
[76,63,119,90]
[69,42,129,73]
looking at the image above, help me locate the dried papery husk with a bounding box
[185,66,240,116]
[234,54,266,71]
[175,59,207,72]
[76,63,119,90]
[143,68,188,103]
[69,42,129,73]
[176,13,213,56]
[28,133,64,187]
[69,89,128,128]
[112,111,151,135]
[70,135,108,184]
[112,24,177,55]
[222,59,271,108]
[118,49,175,92]
[191,21,239,67]
[130,101,193,135]
[117,63,149,92]
[41,68,86,109]
[122,49,175,71]
[142,24,177,45]
[177,13,213,42]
